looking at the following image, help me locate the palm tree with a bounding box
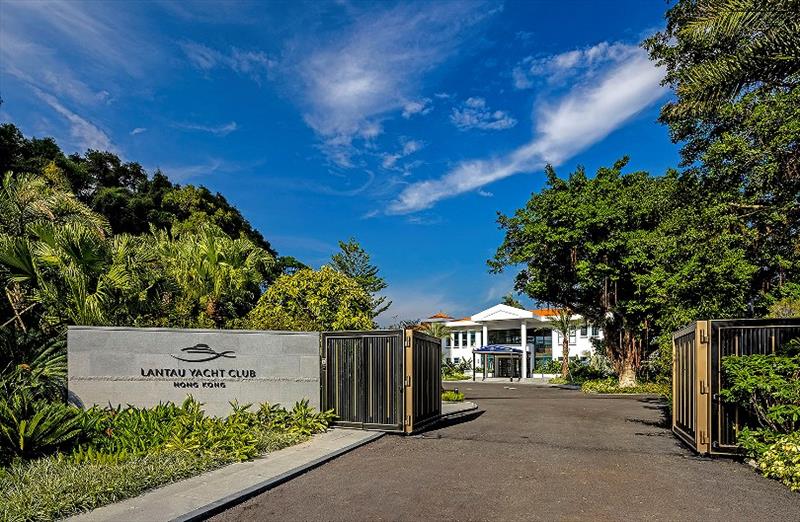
[421,321,450,341]
[547,309,577,380]
[647,0,800,117]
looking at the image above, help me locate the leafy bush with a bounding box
[72,397,334,463]
[532,359,561,373]
[443,373,468,381]
[441,390,464,402]
[0,397,334,520]
[753,431,800,492]
[0,391,91,463]
[720,354,800,433]
[580,378,670,395]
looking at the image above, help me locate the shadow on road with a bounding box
[415,409,484,435]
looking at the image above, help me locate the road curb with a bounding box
[171,430,384,522]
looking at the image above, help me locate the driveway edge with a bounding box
[171,430,384,522]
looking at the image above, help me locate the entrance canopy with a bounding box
[473,344,526,355]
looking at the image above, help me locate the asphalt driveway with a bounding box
[212,383,799,521]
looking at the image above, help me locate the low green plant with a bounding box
[580,378,670,395]
[441,390,464,402]
[443,372,468,381]
[0,390,91,463]
[532,359,561,374]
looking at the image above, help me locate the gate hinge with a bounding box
[699,430,708,445]
[321,358,326,368]
[699,380,708,394]
[405,416,411,426]
[404,376,411,387]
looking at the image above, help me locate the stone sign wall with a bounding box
[68,326,320,416]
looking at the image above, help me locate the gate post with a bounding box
[404,329,414,434]
[696,320,710,454]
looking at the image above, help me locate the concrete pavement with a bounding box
[212,383,799,521]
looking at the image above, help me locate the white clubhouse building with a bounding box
[428,304,602,379]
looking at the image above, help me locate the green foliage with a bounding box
[643,1,800,315]
[0,396,333,519]
[738,428,800,492]
[532,358,561,374]
[491,160,682,386]
[719,354,800,433]
[0,124,277,258]
[500,293,524,309]
[580,378,670,395]
[442,390,465,402]
[0,435,306,521]
[330,238,391,318]
[0,391,89,463]
[246,267,375,331]
[420,321,449,339]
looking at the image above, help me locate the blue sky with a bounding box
[0,0,680,324]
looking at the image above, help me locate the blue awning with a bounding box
[472,344,525,354]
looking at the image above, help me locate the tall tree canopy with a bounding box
[330,238,391,319]
[0,123,276,257]
[644,0,800,307]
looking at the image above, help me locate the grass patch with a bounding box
[0,432,305,522]
[443,372,468,381]
[442,390,465,402]
[580,378,669,395]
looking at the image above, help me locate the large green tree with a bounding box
[643,0,800,309]
[330,238,391,319]
[491,160,676,386]
[245,266,374,331]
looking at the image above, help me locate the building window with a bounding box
[580,324,587,337]
[446,357,452,364]
[453,357,460,364]
[488,329,522,345]
[569,327,576,344]
[469,331,476,346]
[591,325,599,337]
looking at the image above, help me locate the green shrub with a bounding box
[441,390,464,402]
[532,359,561,373]
[0,391,91,463]
[580,378,670,395]
[737,429,800,492]
[443,373,468,381]
[720,354,800,433]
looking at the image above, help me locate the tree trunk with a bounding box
[616,330,640,388]
[603,323,641,388]
[618,360,637,388]
[561,336,570,379]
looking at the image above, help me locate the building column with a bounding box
[520,321,528,380]
[482,325,488,347]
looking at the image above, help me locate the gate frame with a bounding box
[320,329,442,434]
[672,318,800,456]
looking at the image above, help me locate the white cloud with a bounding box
[158,159,224,181]
[181,41,275,84]
[382,139,424,169]
[450,97,517,131]
[130,127,147,135]
[512,41,638,90]
[402,98,433,118]
[174,121,238,136]
[295,1,499,166]
[389,45,667,214]
[33,89,113,151]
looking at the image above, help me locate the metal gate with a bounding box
[672,318,800,455]
[321,331,405,431]
[321,329,442,433]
